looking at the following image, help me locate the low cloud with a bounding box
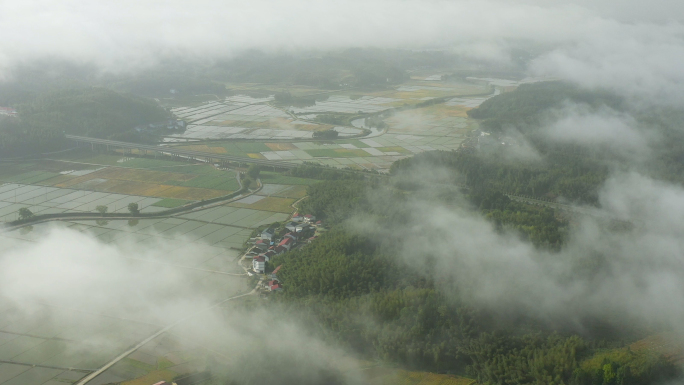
[1,0,683,104]
[543,103,656,162]
[0,227,364,383]
[360,170,684,332]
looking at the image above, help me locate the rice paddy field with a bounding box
[167,95,364,142]
[162,75,512,171]
[0,158,242,221]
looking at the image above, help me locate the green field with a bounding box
[333,139,371,148]
[172,141,272,157]
[166,173,240,191]
[259,172,319,185]
[0,170,60,184]
[377,146,412,154]
[305,149,370,158]
[151,198,193,208]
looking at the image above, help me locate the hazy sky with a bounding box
[1,0,683,103]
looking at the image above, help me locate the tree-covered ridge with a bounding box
[463,80,684,186]
[0,117,66,158]
[467,81,625,131]
[392,149,607,205]
[0,87,170,157]
[18,87,169,140]
[270,227,678,384]
[269,154,679,384]
[299,180,368,222]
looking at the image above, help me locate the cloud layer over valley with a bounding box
[1,0,683,103]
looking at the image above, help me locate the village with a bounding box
[243,211,323,293]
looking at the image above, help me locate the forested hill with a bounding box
[0,87,169,157]
[268,180,680,385]
[18,87,169,139]
[467,81,625,131]
[390,82,684,205]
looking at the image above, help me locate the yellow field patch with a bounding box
[90,167,194,183]
[247,153,265,159]
[265,142,297,151]
[268,117,293,127]
[138,184,175,197]
[230,196,295,213]
[432,104,470,117]
[294,123,330,131]
[183,144,228,154]
[101,180,156,195]
[377,146,410,154]
[275,185,308,199]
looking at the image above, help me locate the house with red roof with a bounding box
[271,264,282,278]
[270,283,282,292]
[278,237,294,251]
[267,279,283,291]
[0,107,17,117]
[254,239,269,251]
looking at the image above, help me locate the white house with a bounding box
[253,256,266,274]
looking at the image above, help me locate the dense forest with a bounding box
[462,81,684,190]
[0,87,169,157]
[269,179,679,385]
[17,87,169,140]
[0,117,67,158]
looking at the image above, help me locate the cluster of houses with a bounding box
[0,107,17,117]
[265,265,282,292]
[249,213,320,277]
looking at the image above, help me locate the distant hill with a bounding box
[18,87,169,140]
[0,87,169,157]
